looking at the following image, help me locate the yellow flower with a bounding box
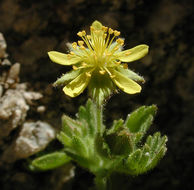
[48,21,148,98]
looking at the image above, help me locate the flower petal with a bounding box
[110,69,141,94]
[116,44,149,62]
[63,72,91,97]
[116,66,145,83]
[48,51,81,65]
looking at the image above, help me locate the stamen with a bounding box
[82,62,87,67]
[78,40,84,46]
[116,38,124,45]
[99,70,106,75]
[123,63,128,69]
[72,65,78,70]
[90,26,94,31]
[86,72,91,77]
[108,28,114,34]
[80,45,85,50]
[77,31,83,37]
[115,61,121,65]
[70,51,75,55]
[110,75,116,79]
[114,30,120,36]
[87,35,91,40]
[102,26,108,32]
[82,30,86,36]
[72,42,77,49]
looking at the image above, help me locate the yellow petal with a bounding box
[63,72,91,97]
[110,69,141,94]
[116,45,149,62]
[48,51,81,65]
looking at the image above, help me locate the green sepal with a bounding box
[28,152,71,171]
[88,72,116,106]
[53,69,81,86]
[116,66,145,83]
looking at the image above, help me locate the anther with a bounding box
[82,62,87,67]
[72,65,78,70]
[72,42,77,49]
[87,35,91,40]
[80,45,85,50]
[114,46,119,51]
[110,75,116,79]
[108,28,114,34]
[123,63,128,69]
[82,30,86,36]
[99,70,106,75]
[70,51,75,55]
[77,31,83,37]
[86,72,91,77]
[78,40,84,46]
[102,26,108,32]
[90,26,94,31]
[116,38,124,45]
[114,30,120,36]
[103,33,107,38]
[115,61,121,65]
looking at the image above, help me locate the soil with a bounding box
[0,0,194,189]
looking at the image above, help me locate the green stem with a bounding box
[96,104,104,134]
[94,175,108,190]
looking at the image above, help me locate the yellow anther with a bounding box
[78,40,84,46]
[90,26,94,31]
[114,46,119,51]
[108,28,114,34]
[70,51,75,55]
[110,75,116,79]
[115,61,121,65]
[72,65,78,70]
[80,45,85,50]
[106,52,112,56]
[99,70,106,75]
[82,62,87,67]
[86,72,91,77]
[87,35,91,40]
[125,52,131,56]
[116,38,124,45]
[72,42,77,49]
[77,31,83,37]
[102,26,108,32]
[103,33,107,38]
[93,54,97,61]
[114,30,120,36]
[123,63,128,69]
[82,30,86,36]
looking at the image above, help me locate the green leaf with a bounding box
[122,132,167,175]
[106,119,124,135]
[29,152,71,171]
[124,105,157,134]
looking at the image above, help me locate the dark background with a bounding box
[0,0,194,189]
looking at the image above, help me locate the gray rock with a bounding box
[1,121,56,163]
[0,33,7,59]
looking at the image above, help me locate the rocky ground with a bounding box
[0,0,194,189]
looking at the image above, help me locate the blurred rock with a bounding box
[1,121,55,163]
[0,89,29,141]
[0,33,7,59]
